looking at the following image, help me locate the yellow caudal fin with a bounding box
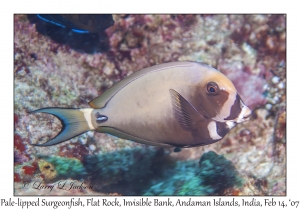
[30,108,93,146]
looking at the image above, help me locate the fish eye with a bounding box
[206,82,219,95]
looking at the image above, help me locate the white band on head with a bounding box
[207,121,222,140]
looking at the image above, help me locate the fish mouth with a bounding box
[242,113,251,121]
[237,104,252,123]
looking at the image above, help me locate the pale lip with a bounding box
[242,106,252,121]
[237,104,252,123]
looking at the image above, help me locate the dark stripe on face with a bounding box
[224,94,242,120]
[216,122,230,137]
[192,87,229,119]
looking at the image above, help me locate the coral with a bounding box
[143,160,198,196]
[14,173,21,182]
[275,109,286,143]
[263,66,286,112]
[38,159,57,180]
[38,156,87,180]
[178,177,204,195]
[144,151,242,196]
[224,175,269,196]
[83,146,161,194]
[14,134,26,152]
[58,143,89,161]
[14,160,39,183]
[22,162,38,175]
[198,151,243,194]
[14,134,30,164]
[14,113,19,125]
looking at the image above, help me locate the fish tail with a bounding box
[30,108,94,146]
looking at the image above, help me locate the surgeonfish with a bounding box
[36,14,114,34]
[31,61,251,149]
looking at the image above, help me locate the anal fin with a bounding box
[96,126,173,147]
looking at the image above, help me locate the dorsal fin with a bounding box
[89,62,195,108]
[169,89,206,131]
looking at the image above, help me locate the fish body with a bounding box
[37,14,114,33]
[31,61,251,148]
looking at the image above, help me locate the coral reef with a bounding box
[84,147,157,185]
[38,159,57,180]
[198,151,243,193]
[16,149,247,196]
[144,151,242,196]
[83,147,171,195]
[14,14,286,195]
[38,156,87,180]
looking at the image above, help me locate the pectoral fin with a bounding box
[169,89,206,131]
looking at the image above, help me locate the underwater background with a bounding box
[14,14,286,195]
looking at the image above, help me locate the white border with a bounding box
[2,1,297,210]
